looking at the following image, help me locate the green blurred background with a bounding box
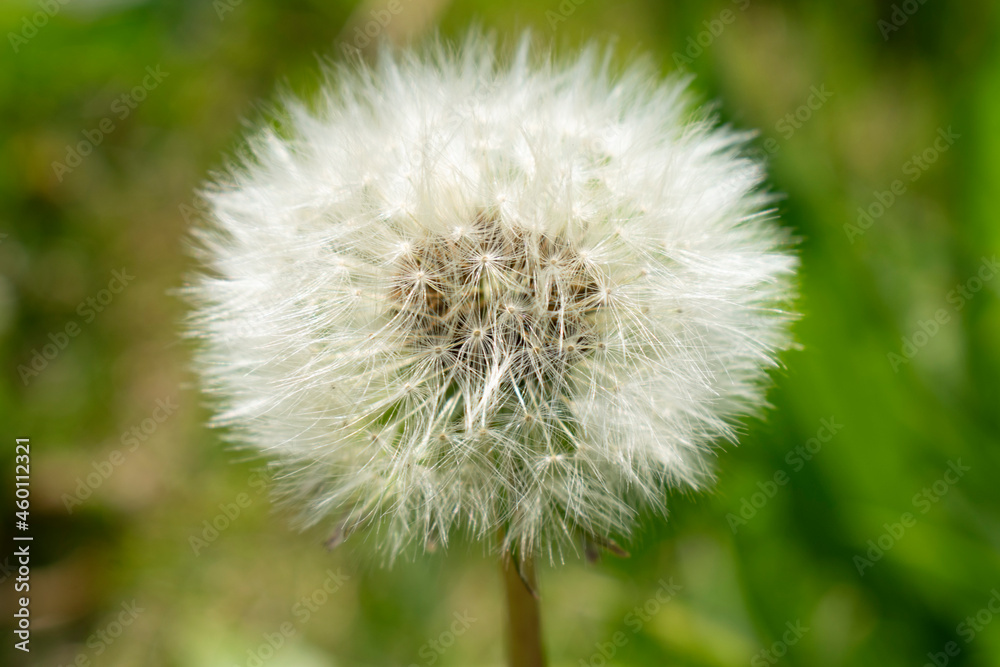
[2,0,999,665]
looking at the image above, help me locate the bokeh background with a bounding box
[3,0,999,665]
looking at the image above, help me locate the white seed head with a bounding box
[187,33,797,563]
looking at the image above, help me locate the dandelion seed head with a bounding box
[187,32,798,563]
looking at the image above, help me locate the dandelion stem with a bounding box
[502,550,546,667]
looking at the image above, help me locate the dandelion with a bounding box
[187,32,797,666]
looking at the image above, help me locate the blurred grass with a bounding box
[2,0,999,665]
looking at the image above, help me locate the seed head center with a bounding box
[389,211,604,389]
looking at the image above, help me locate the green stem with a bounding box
[502,551,546,667]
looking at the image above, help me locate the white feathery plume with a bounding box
[187,32,798,563]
